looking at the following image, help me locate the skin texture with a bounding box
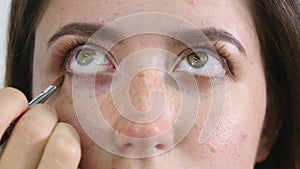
[29,0,268,168]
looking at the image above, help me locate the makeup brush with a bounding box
[0,75,65,146]
[28,75,65,107]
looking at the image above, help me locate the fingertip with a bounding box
[57,123,81,145]
[0,87,28,118]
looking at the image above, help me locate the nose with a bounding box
[113,70,175,156]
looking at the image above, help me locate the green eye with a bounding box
[76,49,95,65]
[187,52,208,68]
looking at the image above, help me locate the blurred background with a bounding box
[0,0,11,88]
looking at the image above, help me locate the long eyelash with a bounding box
[212,42,236,80]
[54,37,88,70]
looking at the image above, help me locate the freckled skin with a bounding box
[33,0,267,169]
[187,0,197,5]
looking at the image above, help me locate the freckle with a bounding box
[60,7,64,11]
[210,147,216,153]
[187,0,197,5]
[114,12,119,16]
[137,73,145,79]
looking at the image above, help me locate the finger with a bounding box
[0,104,58,169]
[0,87,28,137]
[37,123,81,169]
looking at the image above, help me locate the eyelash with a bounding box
[55,37,87,70]
[211,42,236,80]
[55,37,236,80]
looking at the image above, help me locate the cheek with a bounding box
[177,75,266,166]
[47,74,77,123]
[207,80,266,164]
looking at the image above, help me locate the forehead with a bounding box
[37,0,253,39]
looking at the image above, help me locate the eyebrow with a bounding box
[48,23,101,45]
[47,23,121,48]
[47,22,246,54]
[203,28,246,53]
[172,28,246,54]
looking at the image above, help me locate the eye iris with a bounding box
[187,52,208,68]
[76,49,95,65]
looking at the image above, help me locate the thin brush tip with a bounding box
[52,75,65,87]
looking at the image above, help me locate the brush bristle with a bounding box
[52,75,65,87]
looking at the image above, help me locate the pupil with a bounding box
[193,56,201,62]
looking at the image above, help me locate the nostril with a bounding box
[113,121,174,156]
[155,144,165,150]
[124,143,133,149]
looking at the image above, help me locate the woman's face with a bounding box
[32,0,267,168]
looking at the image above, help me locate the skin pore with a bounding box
[32,0,269,168]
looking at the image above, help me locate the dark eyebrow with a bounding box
[48,23,99,44]
[203,28,246,53]
[173,28,246,54]
[47,22,121,48]
[48,23,246,54]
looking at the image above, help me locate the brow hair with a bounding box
[47,22,246,53]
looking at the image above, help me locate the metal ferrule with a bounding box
[28,85,57,107]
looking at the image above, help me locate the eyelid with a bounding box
[51,36,88,58]
[49,36,110,67]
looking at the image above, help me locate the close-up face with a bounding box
[32,0,268,168]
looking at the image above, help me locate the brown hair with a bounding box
[5,0,45,100]
[5,0,300,168]
[251,1,300,169]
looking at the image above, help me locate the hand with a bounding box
[0,87,81,169]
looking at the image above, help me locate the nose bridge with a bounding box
[129,69,163,112]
